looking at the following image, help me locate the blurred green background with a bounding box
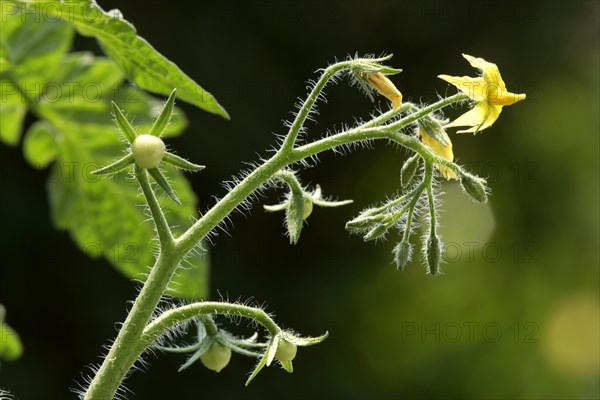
[1,1,598,399]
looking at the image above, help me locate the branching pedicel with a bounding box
[84,54,525,399]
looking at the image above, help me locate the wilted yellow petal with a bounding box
[420,128,457,180]
[438,74,486,101]
[367,73,402,110]
[391,96,402,111]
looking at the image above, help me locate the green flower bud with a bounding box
[393,240,412,271]
[275,339,297,362]
[132,134,165,169]
[346,214,386,234]
[363,223,388,242]
[401,154,420,187]
[200,343,231,373]
[460,172,488,203]
[286,192,306,244]
[426,235,442,275]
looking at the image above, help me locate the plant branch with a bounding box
[177,92,466,258]
[86,77,467,399]
[141,302,281,345]
[280,60,353,152]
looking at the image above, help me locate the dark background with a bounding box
[1,1,599,399]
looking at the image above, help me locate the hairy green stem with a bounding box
[280,60,354,152]
[198,315,219,336]
[272,170,304,194]
[358,102,412,129]
[424,163,437,237]
[84,171,177,400]
[141,302,281,345]
[135,166,175,249]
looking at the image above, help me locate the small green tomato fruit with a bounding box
[132,134,165,169]
[302,198,313,220]
[275,339,297,362]
[200,343,231,373]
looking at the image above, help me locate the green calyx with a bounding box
[264,171,352,244]
[92,89,205,204]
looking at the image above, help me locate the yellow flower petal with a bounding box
[445,102,488,128]
[420,128,457,180]
[445,102,503,134]
[438,74,486,101]
[491,91,526,106]
[462,54,507,92]
[440,54,525,134]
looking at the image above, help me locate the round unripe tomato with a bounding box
[132,134,165,169]
[200,342,231,373]
[303,198,313,220]
[275,339,297,362]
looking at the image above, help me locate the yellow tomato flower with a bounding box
[439,54,526,134]
[419,127,457,180]
[366,72,402,110]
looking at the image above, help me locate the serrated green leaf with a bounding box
[35,52,187,139]
[16,0,229,118]
[0,1,74,94]
[22,120,59,168]
[0,78,27,146]
[0,323,23,362]
[0,47,11,74]
[37,53,207,299]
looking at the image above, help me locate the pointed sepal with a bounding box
[309,185,353,208]
[150,89,177,137]
[246,334,280,386]
[280,360,294,373]
[177,339,212,372]
[92,153,134,175]
[163,152,205,171]
[112,102,138,143]
[148,167,181,205]
[285,331,329,347]
[264,202,288,212]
